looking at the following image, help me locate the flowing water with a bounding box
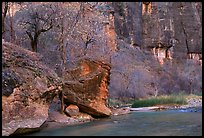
[27,109,202,136]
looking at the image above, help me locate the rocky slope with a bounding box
[2,41,63,136]
[2,41,112,136]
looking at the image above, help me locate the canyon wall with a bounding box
[109,2,202,99]
[3,2,202,100]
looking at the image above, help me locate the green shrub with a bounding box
[131,94,187,108]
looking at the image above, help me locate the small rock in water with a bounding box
[179,109,187,112]
[113,121,119,123]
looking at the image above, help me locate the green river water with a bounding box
[27,109,202,136]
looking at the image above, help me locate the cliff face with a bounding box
[142,2,202,60]
[109,2,202,99]
[112,2,202,60]
[3,2,202,103]
[112,2,143,47]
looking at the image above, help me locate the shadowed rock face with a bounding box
[112,2,142,47]
[112,2,202,56]
[108,2,202,99]
[62,59,112,117]
[2,41,63,136]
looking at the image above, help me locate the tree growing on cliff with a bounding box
[54,2,109,62]
[16,3,58,52]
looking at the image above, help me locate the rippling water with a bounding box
[27,109,202,136]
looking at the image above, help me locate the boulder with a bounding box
[65,104,80,117]
[62,58,112,117]
[45,97,93,130]
[2,41,62,136]
[74,112,94,120]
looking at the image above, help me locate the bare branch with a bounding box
[40,23,53,33]
[69,3,84,36]
[26,31,33,41]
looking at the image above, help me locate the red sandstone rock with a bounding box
[63,59,112,117]
[65,104,80,117]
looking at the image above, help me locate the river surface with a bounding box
[27,109,202,136]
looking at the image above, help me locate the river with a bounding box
[27,109,202,136]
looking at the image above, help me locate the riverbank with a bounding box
[26,106,202,136]
[22,94,202,135]
[111,93,202,114]
[41,94,203,129]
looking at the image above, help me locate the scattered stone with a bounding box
[111,107,130,116]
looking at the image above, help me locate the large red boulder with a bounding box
[62,58,112,117]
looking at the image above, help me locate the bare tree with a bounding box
[2,2,9,34]
[53,3,82,76]
[54,2,107,62]
[16,3,57,52]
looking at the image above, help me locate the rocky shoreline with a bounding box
[168,96,202,112]
[20,95,202,136]
[111,95,202,114]
[47,95,203,125]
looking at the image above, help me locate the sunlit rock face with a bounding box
[2,41,62,136]
[62,58,112,117]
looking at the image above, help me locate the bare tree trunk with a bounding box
[31,39,38,52]
[60,18,67,114]
[2,2,9,34]
[57,3,67,114]
[59,91,64,114]
[58,15,67,76]
[26,31,38,52]
[8,2,17,43]
[8,4,13,42]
